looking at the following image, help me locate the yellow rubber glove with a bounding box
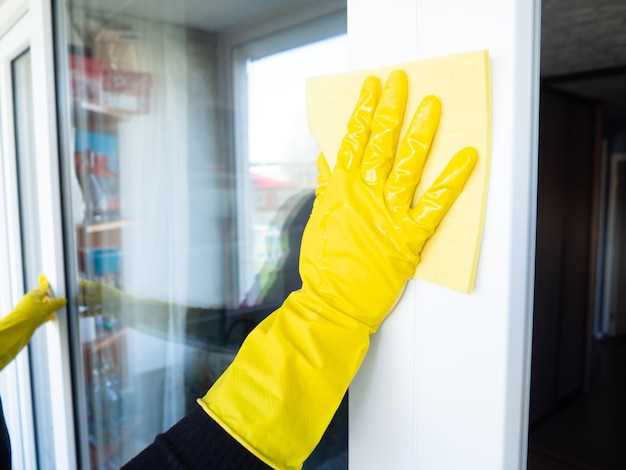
[199,70,478,469]
[0,275,67,371]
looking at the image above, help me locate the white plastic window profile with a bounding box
[0,3,77,469]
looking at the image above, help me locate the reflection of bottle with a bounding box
[70,129,86,225]
[77,148,110,221]
[88,352,122,447]
[90,171,110,215]
[76,149,95,222]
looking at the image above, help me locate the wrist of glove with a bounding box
[199,289,369,469]
[199,70,477,469]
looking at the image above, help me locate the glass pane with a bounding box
[57,1,348,468]
[242,36,348,306]
[12,49,53,469]
[13,52,38,273]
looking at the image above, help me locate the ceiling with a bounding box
[541,0,626,77]
[541,0,626,114]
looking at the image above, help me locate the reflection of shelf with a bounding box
[76,100,135,119]
[91,326,129,353]
[76,219,133,249]
[82,219,134,234]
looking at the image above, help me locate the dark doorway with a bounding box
[528,2,626,468]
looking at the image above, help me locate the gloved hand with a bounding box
[199,70,477,469]
[75,279,185,337]
[0,275,67,371]
[75,279,130,315]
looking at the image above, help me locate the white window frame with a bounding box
[0,13,37,470]
[0,0,28,40]
[1,0,540,468]
[346,1,540,469]
[0,1,77,469]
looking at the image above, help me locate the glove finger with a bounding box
[408,147,477,247]
[360,70,408,188]
[34,274,50,297]
[336,75,381,171]
[314,153,331,203]
[44,297,68,312]
[386,95,441,212]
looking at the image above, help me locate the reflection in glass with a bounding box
[13,51,39,277]
[244,36,348,304]
[60,1,348,468]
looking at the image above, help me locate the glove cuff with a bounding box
[198,289,370,469]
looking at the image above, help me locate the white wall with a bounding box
[347,1,540,469]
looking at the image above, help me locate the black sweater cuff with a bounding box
[123,405,271,469]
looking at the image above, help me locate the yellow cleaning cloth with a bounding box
[306,50,491,294]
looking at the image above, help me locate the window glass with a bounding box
[56,1,348,468]
[242,35,348,304]
[13,50,38,275]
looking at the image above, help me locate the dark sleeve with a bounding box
[122,406,272,470]
[0,398,12,469]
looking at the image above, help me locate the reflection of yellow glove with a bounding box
[75,279,129,314]
[0,275,67,371]
[199,70,477,469]
[75,279,181,336]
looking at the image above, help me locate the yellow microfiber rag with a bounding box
[307,50,491,293]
